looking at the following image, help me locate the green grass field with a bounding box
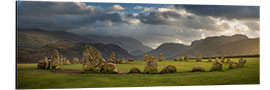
[17,57,259,89]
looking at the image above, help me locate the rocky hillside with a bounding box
[17,29,94,48]
[84,35,153,54]
[17,40,133,63]
[146,43,189,59]
[146,34,260,59]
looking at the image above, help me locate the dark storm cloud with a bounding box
[18,1,98,16]
[137,11,181,25]
[17,1,260,48]
[17,1,125,30]
[175,5,259,20]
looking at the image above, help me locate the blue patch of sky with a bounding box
[85,2,173,15]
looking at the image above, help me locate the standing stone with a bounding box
[63,57,67,65]
[120,58,125,64]
[100,62,118,73]
[82,45,104,72]
[159,53,163,61]
[236,58,247,68]
[228,60,236,69]
[128,67,141,73]
[108,52,115,63]
[37,59,46,69]
[221,55,225,63]
[210,59,223,71]
[179,56,183,61]
[184,55,189,61]
[72,57,80,64]
[226,58,231,63]
[196,55,202,62]
[160,65,177,74]
[66,60,71,65]
[207,58,212,62]
[144,53,149,62]
[128,58,134,62]
[174,57,178,61]
[60,55,64,65]
[143,56,158,74]
[50,49,60,70]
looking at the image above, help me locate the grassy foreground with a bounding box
[17,57,259,89]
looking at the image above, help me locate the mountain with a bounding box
[84,35,153,54]
[18,29,95,48]
[146,43,189,59]
[179,34,259,58]
[17,40,133,63]
[146,34,260,59]
[18,29,152,57]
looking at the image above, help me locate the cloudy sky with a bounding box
[17,1,260,49]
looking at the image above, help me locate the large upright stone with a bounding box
[72,57,80,64]
[228,60,236,69]
[82,45,105,72]
[144,53,149,62]
[207,58,212,62]
[108,52,115,63]
[196,55,202,62]
[37,59,46,69]
[221,55,225,63]
[236,58,247,68]
[143,56,158,74]
[184,55,189,61]
[178,56,183,61]
[210,59,223,71]
[50,49,60,70]
[44,57,50,69]
[60,55,64,65]
[159,53,163,61]
[226,58,231,63]
[120,58,125,64]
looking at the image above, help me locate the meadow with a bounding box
[17,57,259,89]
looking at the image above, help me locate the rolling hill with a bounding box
[84,35,153,54]
[17,40,133,63]
[146,34,260,59]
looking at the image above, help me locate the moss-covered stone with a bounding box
[159,53,163,61]
[184,55,189,61]
[220,55,225,63]
[196,55,202,62]
[160,65,177,74]
[128,58,134,62]
[72,57,80,64]
[100,62,118,73]
[128,67,141,73]
[207,58,212,62]
[210,60,223,71]
[82,45,104,72]
[144,53,149,62]
[228,61,236,69]
[143,56,158,74]
[50,49,60,70]
[236,58,247,68]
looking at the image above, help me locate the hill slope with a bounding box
[84,35,153,54]
[18,29,94,48]
[17,40,133,63]
[146,43,189,59]
[146,34,260,59]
